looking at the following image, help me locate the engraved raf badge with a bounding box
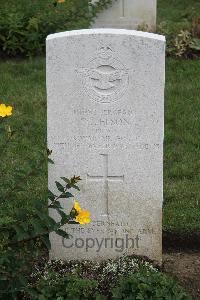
[78,47,129,104]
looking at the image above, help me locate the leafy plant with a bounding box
[156,20,200,58]
[189,38,200,51]
[112,269,192,300]
[29,256,192,300]
[30,255,158,299]
[172,30,192,57]
[0,174,83,299]
[0,0,114,57]
[0,103,90,299]
[34,272,99,300]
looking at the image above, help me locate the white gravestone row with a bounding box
[47,29,165,264]
[91,0,157,30]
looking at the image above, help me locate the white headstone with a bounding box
[47,29,165,264]
[91,0,157,30]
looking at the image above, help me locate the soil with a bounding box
[163,251,200,300]
[163,231,200,251]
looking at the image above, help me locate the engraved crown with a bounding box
[98,46,113,60]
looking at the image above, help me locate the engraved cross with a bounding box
[87,154,124,215]
[122,0,125,17]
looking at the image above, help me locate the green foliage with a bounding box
[34,272,98,300]
[168,30,192,58]
[0,111,82,298]
[163,58,200,233]
[157,0,200,58]
[190,38,200,51]
[30,263,191,300]
[0,0,114,57]
[157,0,200,30]
[1,0,199,58]
[0,173,81,299]
[30,255,158,298]
[112,269,191,300]
[156,24,200,58]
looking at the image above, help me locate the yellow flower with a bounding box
[72,200,90,224]
[57,0,65,3]
[75,210,90,225]
[73,200,82,213]
[0,104,13,118]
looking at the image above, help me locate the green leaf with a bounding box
[48,190,56,201]
[55,229,70,239]
[36,210,58,230]
[49,200,62,209]
[59,192,73,198]
[18,275,28,286]
[35,199,44,210]
[35,209,46,220]
[41,235,51,250]
[31,219,46,235]
[14,225,29,241]
[71,184,80,191]
[20,221,29,232]
[68,220,78,224]
[57,209,70,225]
[190,38,200,51]
[15,209,29,220]
[60,177,71,184]
[55,181,65,192]
[0,127,6,134]
[48,158,54,164]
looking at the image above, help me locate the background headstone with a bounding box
[91,0,157,30]
[47,29,165,264]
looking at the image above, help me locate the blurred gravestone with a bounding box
[91,0,157,30]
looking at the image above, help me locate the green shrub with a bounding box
[0,0,113,57]
[34,272,99,300]
[112,269,191,300]
[0,171,84,299]
[156,21,200,58]
[29,257,192,300]
[1,0,199,58]
[30,255,158,298]
[0,103,91,298]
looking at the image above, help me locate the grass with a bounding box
[157,0,200,232]
[0,58,47,220]
[164,58,200,232]
[157,0,200,29]
[0,0,200,234]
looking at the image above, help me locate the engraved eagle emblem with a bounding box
[82,66,127,94]
[77,47,129,103]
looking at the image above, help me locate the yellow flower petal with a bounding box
[75,210,90,225]
[0,106,7,117]
[73,200,82,213]
[0,104,13,117]
[57,0,65,3]
[5,106,13,116]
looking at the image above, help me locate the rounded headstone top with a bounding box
[46,29,165,42]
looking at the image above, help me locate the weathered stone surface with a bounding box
[91,0,157,30]
[47,29,165,264]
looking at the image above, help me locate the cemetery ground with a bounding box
[1,58,199,235]
[1,52,200,300]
